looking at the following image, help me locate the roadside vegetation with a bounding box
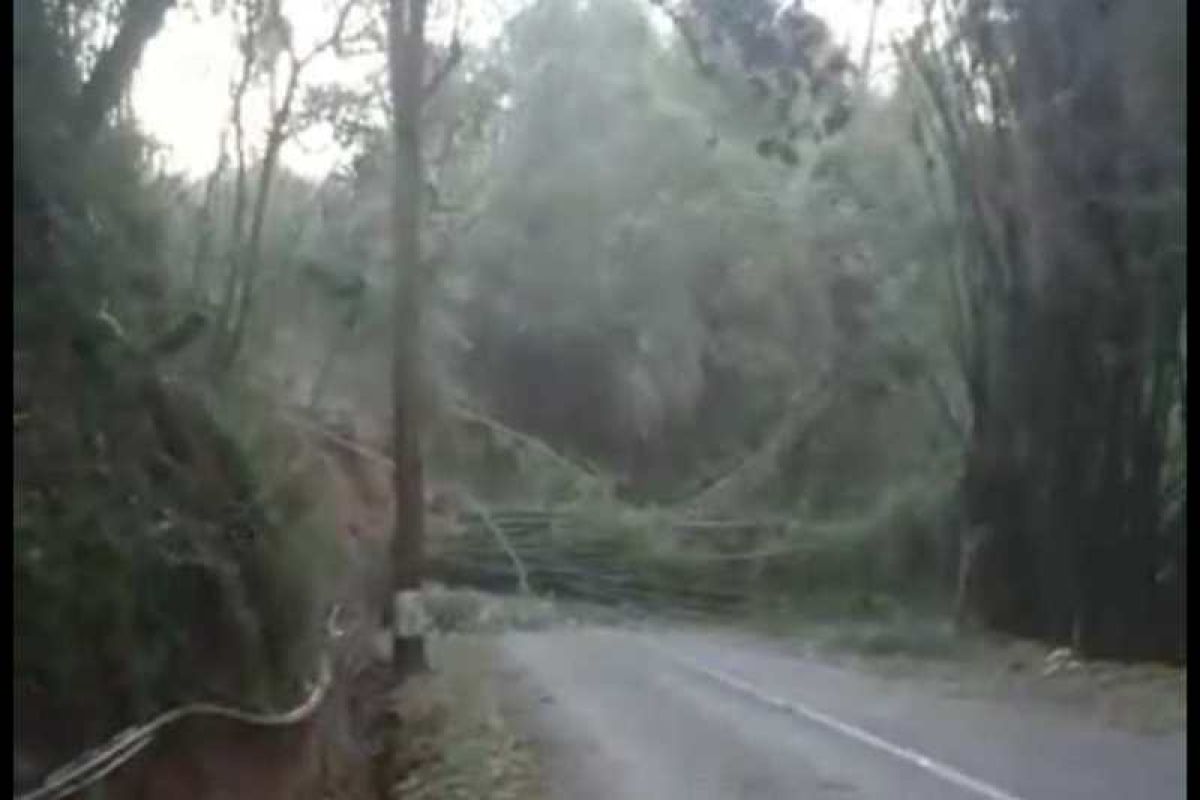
[14,7,342,788]
[13,0,1185,795]
[379,636,546,800]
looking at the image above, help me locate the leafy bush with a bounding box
[14,167,339,769]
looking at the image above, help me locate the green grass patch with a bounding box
[380,637,545,800]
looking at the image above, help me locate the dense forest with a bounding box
[13,0,1186,793]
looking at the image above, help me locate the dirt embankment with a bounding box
[30,407,524,800]
[100,715,323,800]
[55,414,400,800]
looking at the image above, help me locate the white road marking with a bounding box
[646,640,1029,800]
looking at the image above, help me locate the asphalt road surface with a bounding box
[494,627,1186,800]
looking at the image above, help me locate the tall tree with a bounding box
[386,0,461,673]
[904,0,1185,659]
[212,0,368,373]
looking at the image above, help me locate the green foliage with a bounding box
[209,382,346,696]
[651,0,857,161]
[14,302,339,755]
[443,0,836,489]
[900,0,1186,660]
[818,619,962,660]
[220,0,961,524]
[46,0,1180,680]
[368,0,978,634]
[13,23,341,769]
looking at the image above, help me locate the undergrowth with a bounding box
[378,637,545,800]
[13,126,339,782]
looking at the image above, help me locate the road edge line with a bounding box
[648,640,1028,800]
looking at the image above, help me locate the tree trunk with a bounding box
[924,0,1185,661]
[192,144,228,296]
[73,0,175,146]
[386,0,430,676]
[223,55,308,369]
[212,7,259,374]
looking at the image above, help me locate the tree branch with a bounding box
[422,38,463,105]
[647,0,715,78]
[298,0,360,68]
[448,401,604,485]
[681,370,837,515]
[457,489,530,594]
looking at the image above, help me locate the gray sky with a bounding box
[133,0,920,179]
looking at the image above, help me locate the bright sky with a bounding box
[133,0,921,180]
[807,0,922,72]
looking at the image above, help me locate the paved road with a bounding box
[494,628,1186,800]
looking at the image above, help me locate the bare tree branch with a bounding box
[422,38,463,104]
[647,0,715,78]
[457,489,530,594]
[682,370,837,516]
[296,0,361,68]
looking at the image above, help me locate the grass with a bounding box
[379,636,545,800]
[818,620,964,660]
[417,583,652,635]
[744,602,1186,736]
